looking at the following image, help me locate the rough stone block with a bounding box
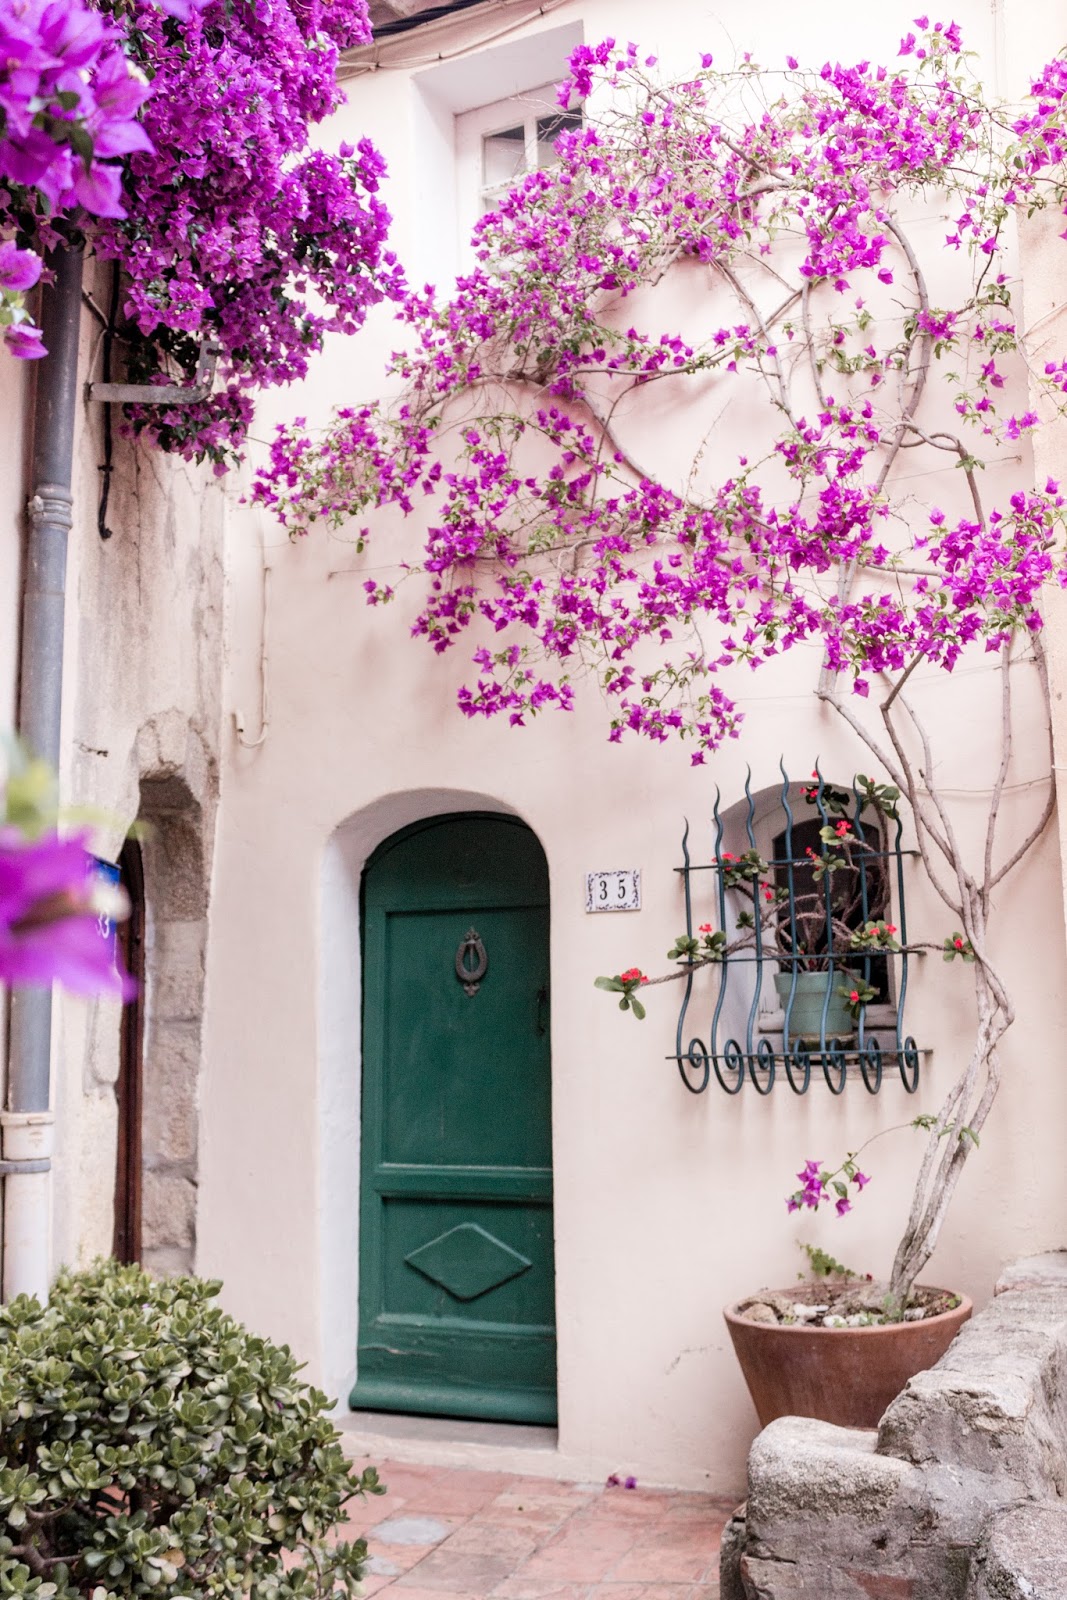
[995,1252,1067,1297]
[141,1022,200,1165]
[719,1505,748,1600]
[967,1502,1067,1598]
[747,1418,916,1539]
[741,1554,932,1598]
[743,1417,949,1582]
[143,813,206,919]
[730,1260,1067,1599]
[150,918,206,1021]
[877,1289,1067,1496]
[141,1171,196,1252]
[142,1243,195,1278]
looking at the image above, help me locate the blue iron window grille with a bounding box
[672,763,921,1096]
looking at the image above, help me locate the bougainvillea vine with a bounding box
[254,22,1067,750]
[253,21,1067,1307]
[0,0,401,464]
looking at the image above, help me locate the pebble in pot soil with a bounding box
[736,1279,963,1328]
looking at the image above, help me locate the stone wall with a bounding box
[136,717,216,1275]
[51,332,226,1276]
[723,1252,1067,1599]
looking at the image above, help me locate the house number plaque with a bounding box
[585,869,641,913]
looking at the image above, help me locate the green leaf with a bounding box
[629,997,646,1021]
[65,122,94,169]
[594,976,623,993]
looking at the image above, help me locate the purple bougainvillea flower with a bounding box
[0,830,134,997]
[71,160,126,218]
[3,322,47,358]
[0,241,41,292]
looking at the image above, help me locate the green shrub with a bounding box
[0,1260,383,1600]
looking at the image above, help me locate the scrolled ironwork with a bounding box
[717,1038,746,1095]
[899,1036,921,1092]
[678,1037,710,1095]
[822,1037,848,1095]
[751,1037,776,1095]
[860,1036,884,1094]
[667,760,925,1094]
[784,1042,812,1095]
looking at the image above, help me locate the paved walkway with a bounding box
[342,1457,731,1600]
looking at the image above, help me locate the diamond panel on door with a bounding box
[405,1223,532,1302]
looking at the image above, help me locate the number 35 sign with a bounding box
[585,869,641,913]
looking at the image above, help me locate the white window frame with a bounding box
[409,19,584,286]
[455,85,580,255]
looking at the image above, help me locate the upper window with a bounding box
[455,87,581,248]
[480,103,583,210]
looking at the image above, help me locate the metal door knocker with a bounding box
[455,928,488,996]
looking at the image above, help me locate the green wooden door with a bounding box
[351,813,555,1424]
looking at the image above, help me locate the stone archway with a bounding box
[133,716,217,1276]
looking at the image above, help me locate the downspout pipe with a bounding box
[4,242,84,1302]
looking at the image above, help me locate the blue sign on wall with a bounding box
[89,856,122,970]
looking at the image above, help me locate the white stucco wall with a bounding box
[190,0,1067,1493]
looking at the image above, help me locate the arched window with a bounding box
[672,769,918,1096]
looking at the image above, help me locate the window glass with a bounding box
[483,124,527,190]
[772,815,891,1002]
[535,108,582,167]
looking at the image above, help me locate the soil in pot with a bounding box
[724,1279,973,1429]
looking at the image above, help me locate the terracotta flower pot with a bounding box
[724,1291,973,1429]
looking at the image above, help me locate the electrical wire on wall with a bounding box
[339,0,572,80]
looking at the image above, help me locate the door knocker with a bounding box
[455,928,488,996]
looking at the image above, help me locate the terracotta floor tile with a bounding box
[588,1585,699,1600]
[366,1542,444,1576]
[510,1548,629,1584]
[441,1524,541,1559]
[373,1465,449,1497]
[582,1492,674,1518]
[394,1550,520,1593]
[355,1574,397,1597]
[539,1525,640,1558]
[490,1580,595,1600]
[659,1500,734,1525]
[432,1471,518,1495]
[335,1453,726,1600]
[492,1492,597,1518]
[373,1515,465,1547]
[606,1542,713,1585]
[383,1588,483,1600]
[493,1475,578,1496]
[342,1500,405,1534]
[416,1488,515,1516]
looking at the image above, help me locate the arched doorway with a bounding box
[351,812,556,1424]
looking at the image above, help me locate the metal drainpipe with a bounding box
[3,243,84,1302]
